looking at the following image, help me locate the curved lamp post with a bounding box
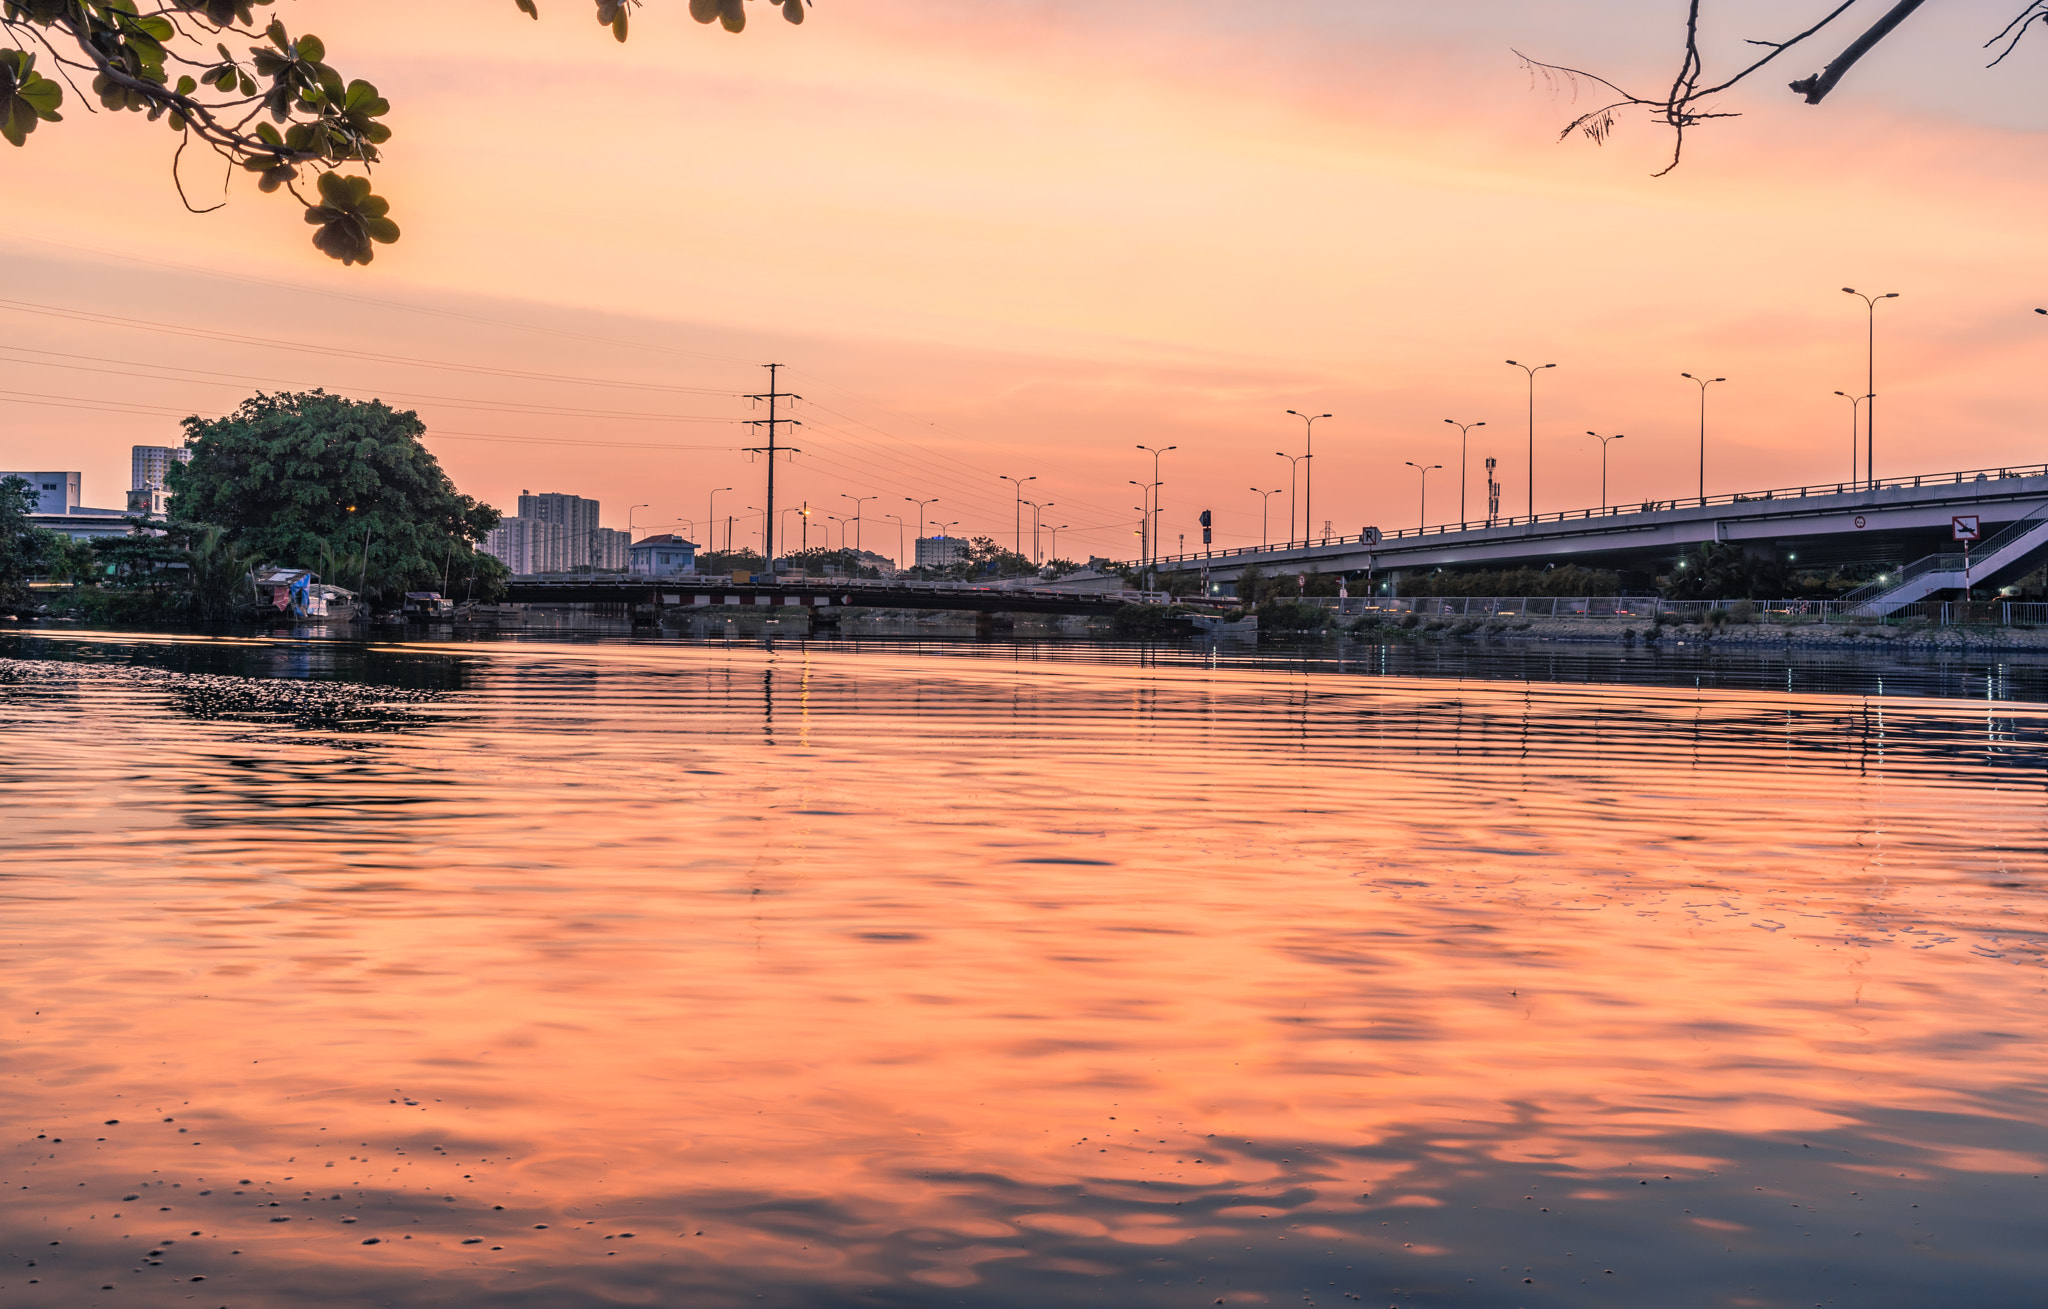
[1250,487,1281,547]
[1833,390,1866,486]
[1587,431,1625,509]
[1285,411,1330,543]
[1273,452,1307,544]
[707,486,733,553]
[1136,444,1175,566]
[1404,462,1442,533]
[839,493,876,555]
[1444,419,1485,524]
[1680,373,1724,501]
[998,475,1035,558]
[1843,288,1899,490]
[1506,360,1556,518]
[627,503,651,541]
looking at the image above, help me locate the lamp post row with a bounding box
[657,292,1940,564]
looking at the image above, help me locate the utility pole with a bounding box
[744,364,801,572]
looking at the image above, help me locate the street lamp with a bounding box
[905,496,939,548]
[998,475,1035,557]
[1046,524,1069,561]
[1680,373,1725,501]
[1136,444,1175,566]
[1274,452,1307,544]
[1833,390,1866,486]
[627,503,651,542]
[707,486,733,554]
[1506,360,1556,518]
[1025,499,1054,564]
[1128,481,1151,562]
[745,505,762,556]
[883,512,907,572]
[839,493,875,556]
[1405,462,1442,533]
[1587,431,1625,509]
[1444,420,1485,524]
[1843,288,1899,490]
[1285,411,1330,543]
[1250,487,1281,547]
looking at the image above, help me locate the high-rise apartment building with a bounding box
[481,491,630,574]
[132,445,191,491]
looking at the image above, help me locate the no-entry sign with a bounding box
[1953,515,1981,541]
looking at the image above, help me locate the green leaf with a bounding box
[175,74,197,95]
[296,33,325,63]
[515,0,538,15]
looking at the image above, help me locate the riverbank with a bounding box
[1361,613,2048,651]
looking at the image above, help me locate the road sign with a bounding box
[1362,526,1383,546]
[1953,514,1981,541]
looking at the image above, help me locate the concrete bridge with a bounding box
[1070,461,2048,596]
[502,576,1175,618]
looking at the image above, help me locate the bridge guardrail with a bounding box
[1314,595,2046,626]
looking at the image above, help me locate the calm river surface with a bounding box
[3,630,2046,1308]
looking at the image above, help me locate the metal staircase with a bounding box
[1841,504,2048,616]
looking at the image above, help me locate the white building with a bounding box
[915,535,967,568]
[628,534,698,576]
[1,471,81,514]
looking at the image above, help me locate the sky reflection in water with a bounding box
[1,632,2045,1307]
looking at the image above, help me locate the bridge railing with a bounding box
[1301,595,2046,627]
[1115,461,2048,571]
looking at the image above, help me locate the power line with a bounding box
[0,297,740,396]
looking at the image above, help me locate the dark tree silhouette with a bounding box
[1522,0,2047,175]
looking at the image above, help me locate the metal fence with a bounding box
[1300,596,2048,626]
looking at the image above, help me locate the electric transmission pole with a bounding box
[744,363,802,572]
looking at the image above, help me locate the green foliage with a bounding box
[1041,557,1080,580]
[1661,543,1787,601]
[64,518,262,622]
[777,546,882,578]
[168,390,504,605]
[0,46,61,147]
[0,474,73,612]
[304,171,397,265]
[0,1,803,261]
[1254,597,1330,632]
[1396,565,1622,597]
[698,548,766,575]
[1232,564,1345,605]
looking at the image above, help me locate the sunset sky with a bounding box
[4,0,2045,562]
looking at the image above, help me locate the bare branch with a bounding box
[1986,0,2048,66]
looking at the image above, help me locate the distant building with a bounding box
[481,490,628,574]
[480,490,631,573]
[628,534,698,576]
[0,471,81,514]
[915,535,967,568]
[131,445,191,492]
[128,487,173,516]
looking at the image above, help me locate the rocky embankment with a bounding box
[1381,615,2048,651]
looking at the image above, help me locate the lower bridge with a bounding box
[502,577,1173,617]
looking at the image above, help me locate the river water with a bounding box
[2,629,2045,1308]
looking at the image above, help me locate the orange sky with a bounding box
[4,0,2046,561]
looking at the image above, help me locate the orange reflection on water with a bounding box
[0,636,2044,1306]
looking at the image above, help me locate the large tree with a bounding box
[168,390,505,603]
[0,1,808,264]
[1528,1,2046,174]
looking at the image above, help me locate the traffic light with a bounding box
[1199,508,1212,545]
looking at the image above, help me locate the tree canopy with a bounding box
[0,1,809,264]
[167,390,505,602]
[0,473,75,613]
